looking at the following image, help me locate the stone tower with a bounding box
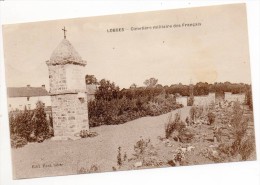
[46,33,89,140]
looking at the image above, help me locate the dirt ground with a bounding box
[11,105,256,179]
[12,107,191,179]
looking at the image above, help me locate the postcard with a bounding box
[2,3,256,179]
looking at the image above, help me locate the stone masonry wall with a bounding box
[193,93,215,106]
[65,64,86,91]
[224,92,245,103]
[51,93,89,140]
[176,96,188,106]
[48,65,67,94]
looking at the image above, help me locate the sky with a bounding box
[2,3,251,90]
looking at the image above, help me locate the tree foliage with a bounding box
[246,86,253,110]
[85,74,98,85]
[144,78,158,88]
[95,79,120,101]
[9,101,52,147]
[33,101,51,142]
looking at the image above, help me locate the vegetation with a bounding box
[203,101,255,162]
[85,74,98,85]
[165,113,185,139]
[246,86,253,110]
[85,75,252,127]
[207,112,216,125]
[117,146,122,167]
[77,164,99,174]
[164,82,250,96]
[9,101,53,148]
[132,138,162,167]
[143,77,158,88]
[88,79,183,127]
[79,130,98,138]
[11,134,28,148]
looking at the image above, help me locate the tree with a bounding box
[33,101,50,142]
[246,86,253,110]
[10,106,34,141]
[130,83,137,89]
[155,84,163,88]
[95,79,120,101]
[85,75,98,85]
[143,78,158,88]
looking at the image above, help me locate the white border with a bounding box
[0,1,259,185]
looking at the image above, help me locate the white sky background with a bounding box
[0,1,260,185]
[2,3,251,90]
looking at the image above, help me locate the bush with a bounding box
[9,108,34,142]
[88,94,182,127]
[132,138,162,167]
[9,101,53,146]
[211,101,256,162]
[77,164,99,174]
[79,130,98,138]
[117,146,122,167]
[178,128,195,143]
[11,134,28,148]
[165,113,186,139]
[189,106,196,122]
[33,101,51,141]
[172,148,186,166]
[189,106,204,122]
[239,135,255,160]
[246,86,253,110]
[207,112,216,125]
[187,96,194,106]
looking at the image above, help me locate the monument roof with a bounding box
[46,39,86,66]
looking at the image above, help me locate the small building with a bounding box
[7,85,51,111]
[86,84,98,102]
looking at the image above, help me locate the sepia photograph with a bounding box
[2,3,256,179]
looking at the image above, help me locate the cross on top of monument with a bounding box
[62,26,67,39]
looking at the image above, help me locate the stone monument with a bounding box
[46,27,89,140]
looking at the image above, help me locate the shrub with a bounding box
[9,101,52,146]
[189,105,204,122]
[132,138,162,167]
[77,164,99,174]
[33,101,51,141]
[11,134,28,148]
[9,108,34,142]
[187,96,194,106]
[207,112,216,125]
[88,93,183,127]
[229,102,248,155]
[80,130,88,138]
[79,130,98,138]
[178,128,195,143]
[246,87,253,110]
[165,113,186,139]
[211,101,256,162]
[172,148,186,166]
[189,106,196,122]
[117,146,122,167]
[239,135,255,160]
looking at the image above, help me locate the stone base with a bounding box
[50,93,89,141]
